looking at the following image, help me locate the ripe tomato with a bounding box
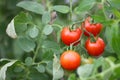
[60,50,81,70]
[61,27,82,46]
[85,37,105,56]
[84,17,102,37]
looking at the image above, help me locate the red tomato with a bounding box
[84,17,102,37]
[60,50,81,70]
[61,27,82,46]
[85,37,105,56]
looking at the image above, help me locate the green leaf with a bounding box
[109,0,120,9]
[42,50,53,61]
[36,64,45,73]
[105,43,115,54]
[105,25,115,53]
[14,12,32,24]
[112,9,120,19]
[0,60,17,80]
[42,40,60,52]
[13,40,24,59]
[17,1,45,14]
[29,68,49,80]
[53,5,69,14]
[53,54,64,80]
[6,19,17,39]
[42,12,51,24]
[77,64,93,79]
[94,57,104,69]
[112,65,120,79]
[28,26,39,38]
[43,25,53,35]
[92,57,104,75]
[6,7,31,38]
[14,66,23,73]
[46,61,53,76]
[0,59,12,62]
[91,15,106,23]
[17,37,36,52]
[25,57,33,66]
[74,0,96,14]
[111,20,120,55]
[14,12,32,35]
[68,73,76,80]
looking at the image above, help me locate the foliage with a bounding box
[0,0,120,80]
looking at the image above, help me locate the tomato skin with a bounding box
[60,50,81,70]
[84,18,102,37]
[85,37,105,56]
[61,27,82,46]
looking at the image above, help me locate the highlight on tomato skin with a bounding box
[83,17,103,37]
[85,37,105,57]
[61,27,82,46]
[60,50,81,71]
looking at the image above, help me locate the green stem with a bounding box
[71,30,84,46]
[70,0,73,22]
[105,58,115,67]
[33,61,48,65]
[101,0,109,20]
[83,28,96,42]
[52,24,62,29]
[84,60,120,80]
[33,28,44,62]
[87,64,119,80]
[70,44,73,50]
[33,45,40,62]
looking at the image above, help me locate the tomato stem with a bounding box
[52,24,62,30]
[83,28,96,42]
[33,25,43,62]
[70,0,73,22]
[70,44,73,50]
[72,19,84,25]
[101,0,110,20]
[70,24,76,30]
[33,43,40,62]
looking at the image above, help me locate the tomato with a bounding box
[60,50,81,70]
[61,27,82,46]
[84,17,102,37]
[85,37,105,56]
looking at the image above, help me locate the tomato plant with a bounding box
[60,50,81,70]
[0,0,120,80]
[85,37,105,56]
[61,27,82,46]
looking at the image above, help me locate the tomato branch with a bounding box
[70,0,73,22]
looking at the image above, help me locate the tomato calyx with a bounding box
[90,36,98,43]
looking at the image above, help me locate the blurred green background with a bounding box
[0,0,22,58]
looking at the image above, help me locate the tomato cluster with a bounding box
[60,17,105,71]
